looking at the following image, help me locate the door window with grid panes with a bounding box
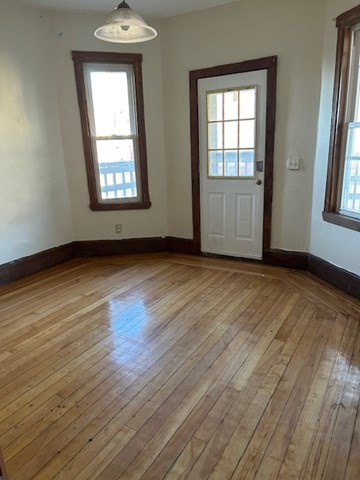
[207,87,257,178]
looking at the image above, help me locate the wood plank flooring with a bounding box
[0,253,359,479]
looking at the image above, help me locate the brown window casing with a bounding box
[72,51,151,211]
[323,5,360,231]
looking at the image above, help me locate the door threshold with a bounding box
[200,251,263,263]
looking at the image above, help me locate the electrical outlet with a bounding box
[287,153,300,170]
[115,224,122,234]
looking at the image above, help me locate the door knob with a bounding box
[256,179,262,185]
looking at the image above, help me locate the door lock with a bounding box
[256,179,262,185]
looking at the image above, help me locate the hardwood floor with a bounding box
[0,253,359,480]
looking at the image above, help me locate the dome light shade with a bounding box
[95,1,157,43]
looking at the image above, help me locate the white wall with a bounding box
[309,0,360,276]
[161,0,325,251]
[51,12,168,241]
[0,0,73,264]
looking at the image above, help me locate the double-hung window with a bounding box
[72,51,151,210]
[324,5,360,231]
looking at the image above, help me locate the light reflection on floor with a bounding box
[103,297,152,370]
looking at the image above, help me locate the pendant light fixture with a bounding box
[95,1,157,43]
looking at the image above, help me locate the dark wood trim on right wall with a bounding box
[263,249,308,270]
[323,4,360,232]
[308,254,360,300]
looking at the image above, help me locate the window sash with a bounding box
[323,5,360,232]
[339,122,360,218]
[338,27,360,218]
[72,51,150,211]
[83,64,142,204]
[346,28,360,123]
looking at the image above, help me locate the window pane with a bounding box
[353,30,360,122]
[239,120,255,148]
[354,59,360,122]
[209,122,223,149]
[341,123,360,214]
[208,92,223,121]
[239,150,255,176]
[224,121,238,149]
[96,139,137,199]
[209,151,223,176]
[90,70,132,136]
[224,151,238,176]
[240,88,256,119]
[206,87,257,179]
[224,91,238,120]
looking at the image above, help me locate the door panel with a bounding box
[199,70,267,259]
[235,194,254,239]
[208,193,225,237]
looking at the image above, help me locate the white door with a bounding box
[199,70,267,260]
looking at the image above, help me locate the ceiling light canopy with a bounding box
[95,1,157,43]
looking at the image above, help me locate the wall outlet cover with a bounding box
[287,153,300,170]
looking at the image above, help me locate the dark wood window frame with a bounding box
[72,51,151,211]
[323,5,360,232]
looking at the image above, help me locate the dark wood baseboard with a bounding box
[166,236,197,254]
[308,254,360,301]
[73,237,198,257]
[263,249,308,270]
[264,250,360,300]
[73,237,167,257]
[0,236,194,287]
[0,244,74,286]
[199,248,308,270]
[0,239,359,301]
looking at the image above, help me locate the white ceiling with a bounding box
[15,0,235,19]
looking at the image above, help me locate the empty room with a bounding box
[0,0,359,478]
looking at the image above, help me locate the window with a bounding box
[207,87,257,178]
[72,51,151,210]
[324,5,360,231]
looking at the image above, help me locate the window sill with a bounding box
[90,200,151,211]
[322,211,360,232]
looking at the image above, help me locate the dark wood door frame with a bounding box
[189,56,278,256]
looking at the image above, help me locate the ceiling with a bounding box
[15,0,236,19]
